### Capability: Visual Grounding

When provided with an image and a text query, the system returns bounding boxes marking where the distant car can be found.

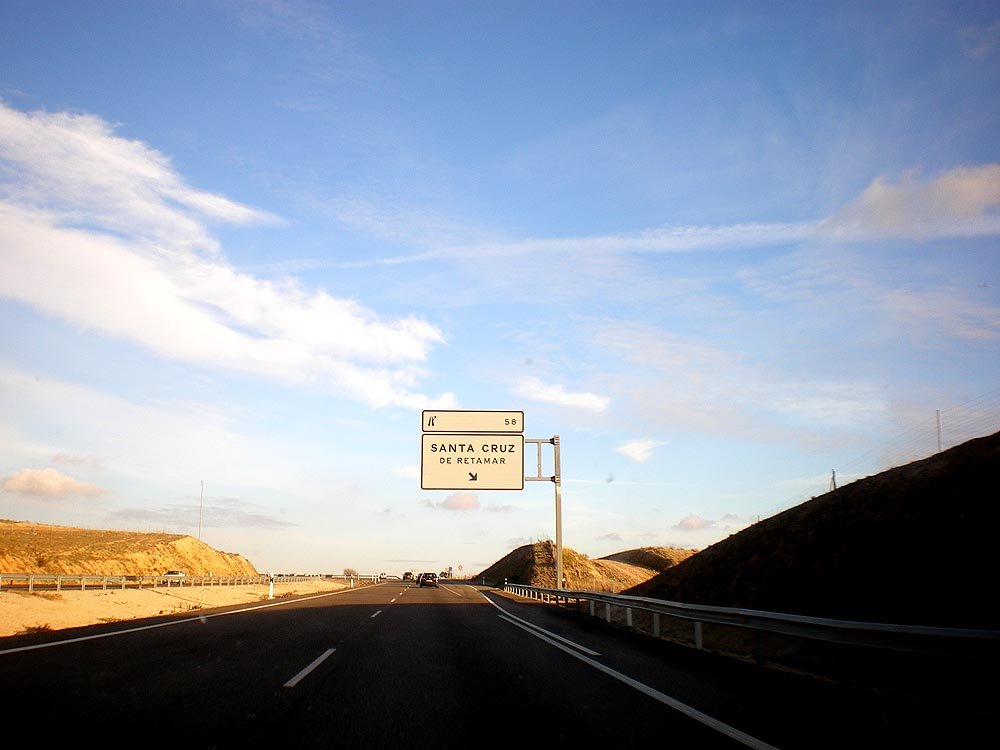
[418,572,438,588]
[162,570,185,586]
[403,571,414,581]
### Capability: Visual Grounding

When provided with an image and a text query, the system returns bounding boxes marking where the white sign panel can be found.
[422,410,523,434]
[421,434,525,490]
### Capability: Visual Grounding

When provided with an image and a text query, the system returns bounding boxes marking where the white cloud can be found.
[614,439,665,463]
[823,165,1000,240]
[0,103,452,409]
[2,467,105,498]
[426,492,480,511]
[674,514,714,532]
[0,105,276,250]
[515,376,610,413]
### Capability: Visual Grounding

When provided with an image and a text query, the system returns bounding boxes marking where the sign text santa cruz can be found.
[428,439,520,465]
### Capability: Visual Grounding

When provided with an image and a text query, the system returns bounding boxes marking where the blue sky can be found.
[2,1,998,576]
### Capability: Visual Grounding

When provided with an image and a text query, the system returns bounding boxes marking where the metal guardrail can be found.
[0,573,379,593]
[503,584,1000,657]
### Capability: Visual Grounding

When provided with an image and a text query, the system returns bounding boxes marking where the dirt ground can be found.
[0,578,361,639]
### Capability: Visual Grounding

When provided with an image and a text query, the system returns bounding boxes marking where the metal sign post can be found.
[526,436,562,590]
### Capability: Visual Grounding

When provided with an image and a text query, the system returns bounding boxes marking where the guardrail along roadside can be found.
[503,583,1000,699]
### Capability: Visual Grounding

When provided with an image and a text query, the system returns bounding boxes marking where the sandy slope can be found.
[0,578,362,639]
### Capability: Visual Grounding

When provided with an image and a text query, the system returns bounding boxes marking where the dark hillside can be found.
[626,430,1000,628]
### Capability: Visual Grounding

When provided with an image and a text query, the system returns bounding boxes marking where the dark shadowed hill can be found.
[626,430,1000,628]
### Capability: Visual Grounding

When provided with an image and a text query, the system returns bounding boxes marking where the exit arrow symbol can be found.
[469,473,478,481]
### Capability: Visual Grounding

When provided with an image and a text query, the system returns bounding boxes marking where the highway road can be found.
[0,580,984,749]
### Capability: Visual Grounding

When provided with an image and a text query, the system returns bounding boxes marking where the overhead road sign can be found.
[421,434,525,490]
[422,410,523,434]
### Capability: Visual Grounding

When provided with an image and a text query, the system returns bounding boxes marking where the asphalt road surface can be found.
[0,581,985,749]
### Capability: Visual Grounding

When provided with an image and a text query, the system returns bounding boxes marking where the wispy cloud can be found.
[110,496,293,530]
[483,167,1000,255]
[960,20,1000,60]
[336,220,817,268]
[229,0,387,94]
[0,103,453,409]
[592,322,889,439]
[449,222,817,259]
[2,467,106,498]
[425,491,480,511]
[614,439,665,463]
[51,453,106,470]
[331,195,491,251]
[515,376,610,413]
[335,164,1000,269]
[740,239,1000,345]
[879,286,1000,342]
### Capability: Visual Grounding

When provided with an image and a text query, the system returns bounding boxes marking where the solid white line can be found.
[484,593,780,750]
[496,614,603,657]
[476,591,601,656]
[284,648,336,688]
[371,610,382,618]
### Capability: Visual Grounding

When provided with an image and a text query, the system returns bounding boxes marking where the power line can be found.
[761,386,1000,520]
[836,386,1000,483]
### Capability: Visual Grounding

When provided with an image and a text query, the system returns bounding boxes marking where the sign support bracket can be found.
[525,436,563,590]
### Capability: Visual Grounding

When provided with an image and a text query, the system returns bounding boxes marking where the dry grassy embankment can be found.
[474,541,694,592]
[0,521,258,577]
